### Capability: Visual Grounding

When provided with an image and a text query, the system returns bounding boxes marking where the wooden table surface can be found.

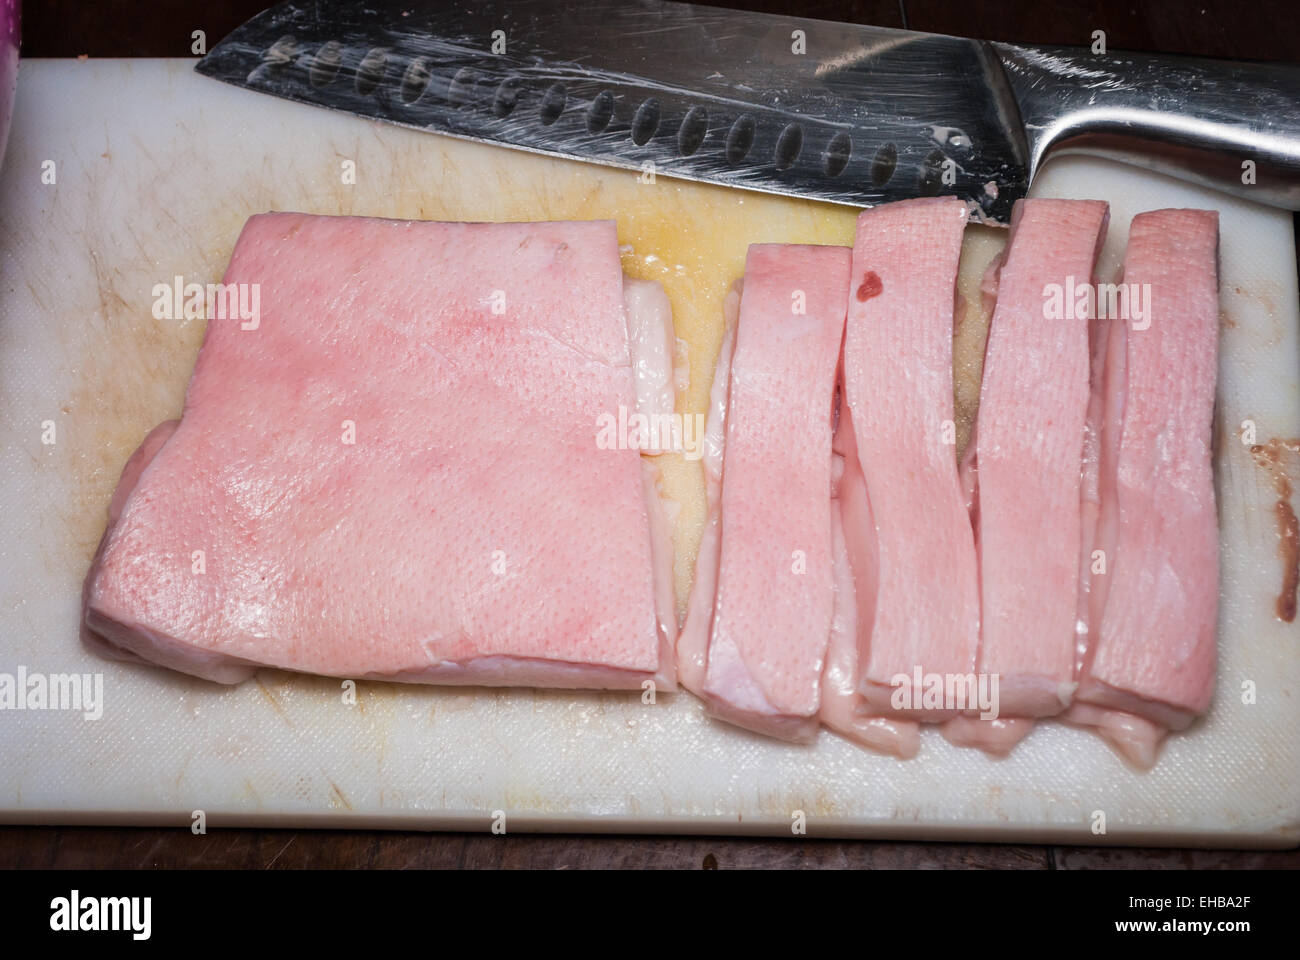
[5,827,1300,869]
[5,0,1298,868]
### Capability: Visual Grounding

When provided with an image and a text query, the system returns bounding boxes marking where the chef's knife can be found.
[196,0,1300,223]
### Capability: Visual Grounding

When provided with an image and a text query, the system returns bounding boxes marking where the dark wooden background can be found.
[21,0,1300,61]
[7,0,1299,869]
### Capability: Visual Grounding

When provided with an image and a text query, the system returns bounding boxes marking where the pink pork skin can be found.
[1068,208,1220,767]
[844,197,980,722]
[700,244,849,741]
[83,213,674,690]
[966,198,1109,729]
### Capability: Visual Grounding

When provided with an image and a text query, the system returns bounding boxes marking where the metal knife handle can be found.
[993,43,1300,209]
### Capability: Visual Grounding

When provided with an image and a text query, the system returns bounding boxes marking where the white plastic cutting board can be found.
[1,59,1297,846]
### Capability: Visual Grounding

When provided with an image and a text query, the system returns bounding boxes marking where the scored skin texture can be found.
[701,244,849,741]
[845,197,980,722]
[84,213,673,690]
[1068,209,1220,768]
[79,419,216,671]
[964,198,1110,733]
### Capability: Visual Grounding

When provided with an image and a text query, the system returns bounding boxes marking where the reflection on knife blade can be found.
[197,0,1031,222]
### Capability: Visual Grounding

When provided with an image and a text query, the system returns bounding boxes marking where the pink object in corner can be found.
[0,0,19,170]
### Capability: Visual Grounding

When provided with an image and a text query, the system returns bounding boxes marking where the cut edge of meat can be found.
[1061,701,1167,770]
[641,456,680,693]
[82,418,260,684]
[84,609,261,685]
[627,271,681,691]
[703,675,822,742]
[819,394,922,756]
[677,279,741,696]
[1068,679,1201,731]
[1073,204,1118,684]
[1079,292,1128,683]
[624,276,678,455]
[820,492,921,758]
[362,656,669,690]
[941,715,1036,756]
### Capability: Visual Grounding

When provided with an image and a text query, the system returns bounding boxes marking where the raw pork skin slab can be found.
[83,213,674,690]
[699,244,849,741]
[967,198,1109,723]
[1069,208,1220,767]
[843,197,980,721]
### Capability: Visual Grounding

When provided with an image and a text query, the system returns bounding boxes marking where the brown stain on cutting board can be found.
[254,675,294,727]
[1277,499,1299,623]
[1225,278,1285,346]
[37,126,224,576]
[1248,437,1300,622]
[326,779,353,811]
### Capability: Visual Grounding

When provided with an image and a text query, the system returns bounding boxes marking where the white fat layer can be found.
[702,280,743,481]
[622,276,677,454]
[677,279,741,697]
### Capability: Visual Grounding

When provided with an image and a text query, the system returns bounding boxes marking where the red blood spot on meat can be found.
[856,271,883,302]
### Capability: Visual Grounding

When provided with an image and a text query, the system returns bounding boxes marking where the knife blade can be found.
[196,0,1300,223]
